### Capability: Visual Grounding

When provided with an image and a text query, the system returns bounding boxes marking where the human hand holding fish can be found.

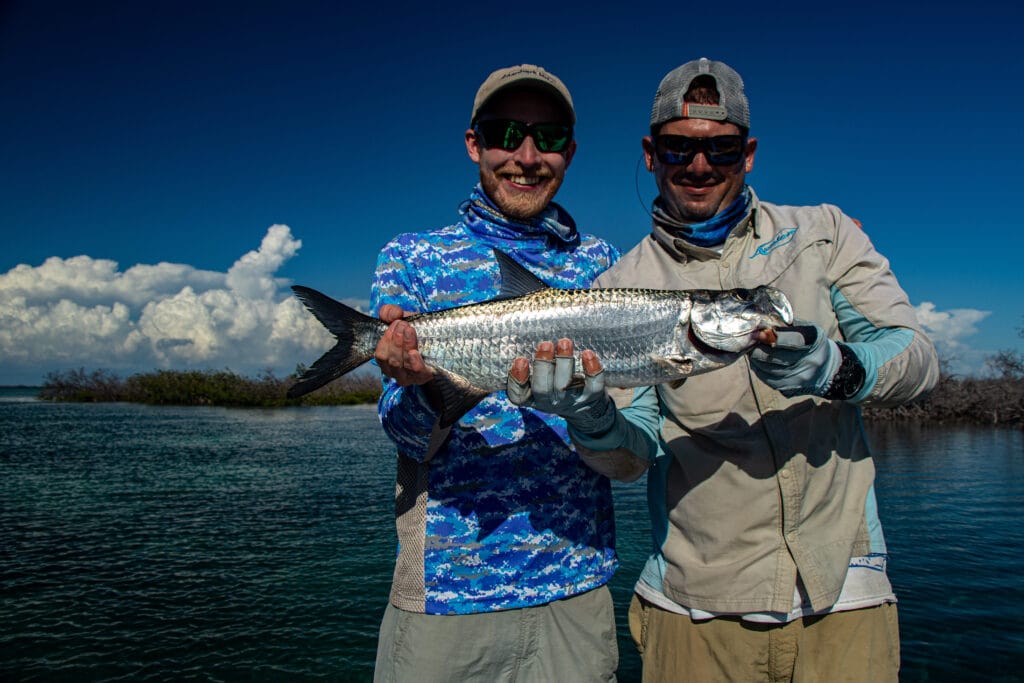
[506,338,617,437]
[374,305,433,387]
[749,322,865,399]
[287,249,795,429]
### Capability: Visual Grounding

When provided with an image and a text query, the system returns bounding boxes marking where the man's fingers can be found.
[582,368,606,400]
[510,340,607,409]
[509,357,530,384]
[374,320,433,385]
[405,349,427,375]
[506,357,532,405]
[553,355,573,392]
[552,338,574,393]
[532,357,556,394]
[773,326,818,349]
[386,321,411,367]
[578,350,606,401]
[374,308,427,382]
[400,323,419,351]
[580,349,603,376]
[374,322,402,367]
[378,304,406,324]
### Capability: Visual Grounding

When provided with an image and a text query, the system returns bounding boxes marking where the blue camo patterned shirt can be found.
[369,186,621,615]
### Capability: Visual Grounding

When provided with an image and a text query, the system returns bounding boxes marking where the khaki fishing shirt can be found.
[594,190,939,614]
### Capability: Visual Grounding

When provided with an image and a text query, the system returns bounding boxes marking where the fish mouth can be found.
[686,325,738,361]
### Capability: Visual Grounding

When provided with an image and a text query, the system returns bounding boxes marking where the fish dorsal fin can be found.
[493,250,550,300]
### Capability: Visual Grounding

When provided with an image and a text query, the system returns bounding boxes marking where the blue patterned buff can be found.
[369,184,621,614]
[652,185,752,247]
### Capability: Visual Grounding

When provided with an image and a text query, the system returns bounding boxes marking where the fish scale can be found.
[288,250,793,428]
[407,288,691,391]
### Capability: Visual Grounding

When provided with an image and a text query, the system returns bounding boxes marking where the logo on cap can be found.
[681,103,728,121]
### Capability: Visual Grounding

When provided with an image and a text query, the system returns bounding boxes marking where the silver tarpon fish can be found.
[289,251,793,426]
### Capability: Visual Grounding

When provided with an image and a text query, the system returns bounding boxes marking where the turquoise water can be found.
[1,389,1022,681]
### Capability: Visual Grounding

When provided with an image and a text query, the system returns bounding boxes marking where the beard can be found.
[659,165,746,224]
[478,167,562,220]
[671,199,718,223]
[660,182,742,224]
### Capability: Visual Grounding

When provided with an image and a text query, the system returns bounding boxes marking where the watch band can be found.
[822,342,866,401]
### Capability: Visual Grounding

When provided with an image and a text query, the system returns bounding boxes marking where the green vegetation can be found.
[861,375,1022,427]
[33,346,1024,427]
[38,367,381,407]
[861,347,1024,428]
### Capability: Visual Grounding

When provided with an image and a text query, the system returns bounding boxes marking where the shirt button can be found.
[779,469,790,479]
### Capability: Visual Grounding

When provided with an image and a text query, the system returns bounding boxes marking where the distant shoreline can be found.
[30,368,380,408]
[12,367,1022,428]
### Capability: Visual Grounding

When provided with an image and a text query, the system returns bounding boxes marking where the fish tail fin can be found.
[288,286,382,398]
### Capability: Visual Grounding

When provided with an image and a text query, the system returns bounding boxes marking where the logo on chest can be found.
[749,228,797,259]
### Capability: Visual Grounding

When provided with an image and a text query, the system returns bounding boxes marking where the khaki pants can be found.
[628,594,899,682]
[374,585,618,683]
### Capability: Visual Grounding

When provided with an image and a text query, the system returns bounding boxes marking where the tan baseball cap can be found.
[470,64,576,125]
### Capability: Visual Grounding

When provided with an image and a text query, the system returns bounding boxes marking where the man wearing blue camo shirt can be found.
[369,65,623,682]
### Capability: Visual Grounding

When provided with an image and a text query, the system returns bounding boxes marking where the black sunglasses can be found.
[653,134,747,166]
[473,119,574,153]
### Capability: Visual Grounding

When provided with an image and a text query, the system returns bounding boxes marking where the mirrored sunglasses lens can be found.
[477,120,524,150]
[656,136,695,165]
[497,121,525,150]
[707,136,744,164]
[532,124,571,152]
[505,123,529,150]
[660,150,690,164]
[656,135,744,165]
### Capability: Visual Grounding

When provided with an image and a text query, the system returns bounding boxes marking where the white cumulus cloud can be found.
[0,236,998,385]
[0,225,341,384]
[914,301,992,376]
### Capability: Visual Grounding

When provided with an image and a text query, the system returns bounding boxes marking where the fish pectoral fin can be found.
[423,421,452,463]
[652,354,694,377]
[431,367,491,430]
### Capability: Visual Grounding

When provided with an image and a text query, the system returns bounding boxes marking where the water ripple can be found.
[2,396,1022,681]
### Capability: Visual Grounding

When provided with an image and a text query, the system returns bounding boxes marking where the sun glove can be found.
[506,353,617,437]
[749,323,845,398]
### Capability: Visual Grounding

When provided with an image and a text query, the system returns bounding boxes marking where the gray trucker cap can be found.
[650,57,750,131]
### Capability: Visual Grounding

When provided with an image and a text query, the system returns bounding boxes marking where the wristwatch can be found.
[822,343,866,401]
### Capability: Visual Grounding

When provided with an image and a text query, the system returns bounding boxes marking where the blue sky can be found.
[1,0,1021,384]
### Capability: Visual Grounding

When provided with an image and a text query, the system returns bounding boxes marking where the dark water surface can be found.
[2,389,1022,681]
